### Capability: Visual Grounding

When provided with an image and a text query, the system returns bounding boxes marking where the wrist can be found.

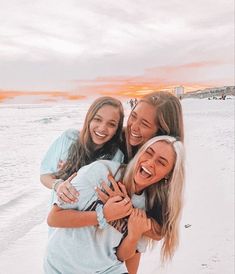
[52,179,64,192]
[95,203,108,229]
[126,232,141,243]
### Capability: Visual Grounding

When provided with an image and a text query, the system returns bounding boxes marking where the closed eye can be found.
[130,112,137,119]
[141,121,151,128]
[145,148,153,156]
[159,160,167,166]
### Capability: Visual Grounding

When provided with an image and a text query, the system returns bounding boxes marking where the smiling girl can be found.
[44,135,185,274]
[40,97,125,203]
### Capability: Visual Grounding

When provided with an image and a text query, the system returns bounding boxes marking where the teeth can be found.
[95,131,106,137]
[141,166,152,175]
[131,132,141,138]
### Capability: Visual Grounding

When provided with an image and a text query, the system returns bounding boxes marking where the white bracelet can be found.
[52,179,64,191]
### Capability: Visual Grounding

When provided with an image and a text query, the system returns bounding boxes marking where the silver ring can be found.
[59,192,64,197]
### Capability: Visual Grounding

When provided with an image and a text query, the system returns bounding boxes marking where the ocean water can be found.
[0,97,234,274]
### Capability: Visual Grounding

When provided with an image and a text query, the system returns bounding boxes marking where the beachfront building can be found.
[174,86,184,97]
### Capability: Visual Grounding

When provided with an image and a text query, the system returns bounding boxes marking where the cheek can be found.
[89,122,96,135]
[142,129,155,141]
[108,127,117,137]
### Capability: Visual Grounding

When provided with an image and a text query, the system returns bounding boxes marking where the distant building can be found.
[174,86,184,96]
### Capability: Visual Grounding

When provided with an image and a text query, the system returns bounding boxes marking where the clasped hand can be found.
[96,175,133,221]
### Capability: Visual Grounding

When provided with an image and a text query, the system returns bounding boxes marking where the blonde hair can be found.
[125,91,184,160]
[123,135,185,262]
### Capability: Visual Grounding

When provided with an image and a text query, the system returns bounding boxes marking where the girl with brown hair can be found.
[40,96,125,204]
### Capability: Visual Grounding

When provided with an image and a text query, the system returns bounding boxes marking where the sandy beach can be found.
[0,97,234,274]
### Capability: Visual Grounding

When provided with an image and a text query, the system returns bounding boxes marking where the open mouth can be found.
[139,165,152,178]
[130,131,141,139]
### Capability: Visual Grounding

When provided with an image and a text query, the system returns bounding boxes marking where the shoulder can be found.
[62,128,79,142]
[112,148,124,163]
[89,160,121,173]
[82,160,122,179]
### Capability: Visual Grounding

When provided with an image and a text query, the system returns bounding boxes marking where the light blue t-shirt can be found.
[40,129,124,175]
[44,160,148,274]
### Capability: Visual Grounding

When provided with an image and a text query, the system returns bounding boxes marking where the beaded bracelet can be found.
[52,179,64,191]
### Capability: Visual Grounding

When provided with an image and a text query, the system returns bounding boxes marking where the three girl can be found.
[41,92,185,273]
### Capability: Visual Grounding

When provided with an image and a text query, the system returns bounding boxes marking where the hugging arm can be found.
[40,173,79,203]
[47,196,133,228]
[97,176,163,240]
[116,209,151,262]
[144,218,162,240]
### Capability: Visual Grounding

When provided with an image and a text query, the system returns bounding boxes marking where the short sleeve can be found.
[111,149,124,163]
[40,129,78,175]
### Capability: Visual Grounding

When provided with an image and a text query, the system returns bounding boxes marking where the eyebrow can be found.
[147,147,154,153]
[95,114,118,123]
[150,147,169,164]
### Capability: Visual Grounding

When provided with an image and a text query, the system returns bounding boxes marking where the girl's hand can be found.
[95,175,128,204]
[56,173,79,203]
[103,196,133,222]
[127,209,151,241]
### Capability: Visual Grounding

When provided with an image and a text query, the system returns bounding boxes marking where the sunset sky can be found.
[0,0,234,97]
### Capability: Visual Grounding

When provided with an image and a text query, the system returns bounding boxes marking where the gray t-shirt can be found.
[44,160,147,274]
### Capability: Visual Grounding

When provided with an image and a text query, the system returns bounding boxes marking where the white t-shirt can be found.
[44,160,148,274]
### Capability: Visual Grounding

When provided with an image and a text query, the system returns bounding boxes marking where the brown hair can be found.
[56,97,124,180]
[125,91,184,160]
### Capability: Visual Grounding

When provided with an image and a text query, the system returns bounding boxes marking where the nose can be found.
[98,122,107,133]
[131,120,140,132]
[145,157,155,168]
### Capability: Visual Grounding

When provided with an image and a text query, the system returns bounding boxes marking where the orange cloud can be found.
[0,90,86,102]
[0,60,225,101]
[68,60,225,97]
[71,73,216,98]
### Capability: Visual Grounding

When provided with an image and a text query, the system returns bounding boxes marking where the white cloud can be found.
[0,0,233,90]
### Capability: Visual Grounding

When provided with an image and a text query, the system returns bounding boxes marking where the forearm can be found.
[47,205,98,228]
[125,253,141,274]
[144,218,162,241]
[116,235,139,261]
[40,174,57,189]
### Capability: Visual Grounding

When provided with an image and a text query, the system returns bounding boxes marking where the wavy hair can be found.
[56,97,124,180]
[125,91,184,160]
[123,135,185,262]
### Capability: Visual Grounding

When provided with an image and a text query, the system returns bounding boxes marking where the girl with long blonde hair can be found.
[44,135,185,273]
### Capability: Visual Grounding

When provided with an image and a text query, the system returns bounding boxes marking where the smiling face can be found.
[133,141,175,193]
[89,105,120,149]
[127,101,158,147]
